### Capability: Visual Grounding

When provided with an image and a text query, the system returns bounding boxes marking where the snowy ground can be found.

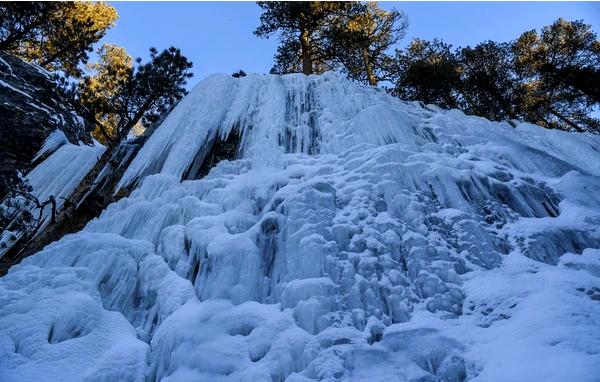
[1,73,600,381]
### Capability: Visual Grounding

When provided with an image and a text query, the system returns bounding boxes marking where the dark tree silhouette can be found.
[513,18,600,132]
[392,38,462,109]
[458,41,519,123]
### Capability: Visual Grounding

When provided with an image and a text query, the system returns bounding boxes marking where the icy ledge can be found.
[1,72,600,382]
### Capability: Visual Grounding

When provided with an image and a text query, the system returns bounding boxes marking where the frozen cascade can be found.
[1,72,600,381]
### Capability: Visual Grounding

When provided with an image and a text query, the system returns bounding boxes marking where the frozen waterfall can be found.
[1,72,600,382]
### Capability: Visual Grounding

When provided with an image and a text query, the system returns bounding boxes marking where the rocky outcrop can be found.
[0,52,91,198]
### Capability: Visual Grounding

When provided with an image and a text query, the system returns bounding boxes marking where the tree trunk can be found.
[533,109,554,130]
[547,106,584,132]
[300,29,312,75]
[362,49,377,87]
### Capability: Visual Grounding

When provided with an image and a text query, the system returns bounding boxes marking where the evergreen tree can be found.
[268,37,336,74]
[513,19,600,132]
[392,38,462,108]
[255,1,353,75]
[0,2,117,77]
[458,41,519,122]
[330,2,407,86]
[0,3,59,51]
[71,46,193,146]
[80,43,133,144]
[389,19,599,132]
[268,38,303,74]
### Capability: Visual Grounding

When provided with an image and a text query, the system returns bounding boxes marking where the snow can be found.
[2,72,600,381]
[0,138,105,258]
[0,77,52,114]
[0,78,35,100]
[31,130,69,163]
[0,56,14,75]
[26,140,105,215]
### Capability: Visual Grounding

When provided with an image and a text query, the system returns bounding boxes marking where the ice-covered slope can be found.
[2,72,600,382]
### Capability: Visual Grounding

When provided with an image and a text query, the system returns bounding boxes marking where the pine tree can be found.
[80,44,133,144]
[255,1,353,75]
[0,2,117,77]
[330,2,407,86]
[386,18,599,132]
[392,38,462,109]
[70,46,192,146]
[0,3,59,51]
[513,19,600,132]
[458,41,519,122]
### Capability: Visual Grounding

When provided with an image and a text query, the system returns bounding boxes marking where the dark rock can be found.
[183,129,241,180]
[0,52,90,198]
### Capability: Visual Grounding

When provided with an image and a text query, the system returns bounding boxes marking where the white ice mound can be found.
[2,72,600,381]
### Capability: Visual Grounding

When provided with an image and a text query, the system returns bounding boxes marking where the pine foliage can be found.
[0,2,117,77]
[330,3,407,86]
[392,19,600,133]
[69,46,193,145]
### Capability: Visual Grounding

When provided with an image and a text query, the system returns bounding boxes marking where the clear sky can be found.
[101,1,600,87]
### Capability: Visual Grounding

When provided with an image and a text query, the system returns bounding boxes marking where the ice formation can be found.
[1,72,600,382]
[0,135,104,256]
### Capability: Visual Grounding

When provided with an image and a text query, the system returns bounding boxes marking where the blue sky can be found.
[101,1,600,87]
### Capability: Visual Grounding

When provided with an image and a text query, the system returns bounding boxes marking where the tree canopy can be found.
[256,1,406,84]
[392,38,462,109]
[458,41,519,122]
[330,3,407,86]
[80,43,134,144]
[390,18,600,133]
[512,18,600,131]
[71,46,193,145]
[0,2,117,77]
[255,1,354,75]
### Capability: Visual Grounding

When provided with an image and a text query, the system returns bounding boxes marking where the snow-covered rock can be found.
[0,52,91,198]
[1,72,600,381]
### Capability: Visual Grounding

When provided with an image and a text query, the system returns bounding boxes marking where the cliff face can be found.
[0,52,90,197]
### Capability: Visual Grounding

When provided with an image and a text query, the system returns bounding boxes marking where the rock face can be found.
[0,52,89,197]
[1,73,600,381]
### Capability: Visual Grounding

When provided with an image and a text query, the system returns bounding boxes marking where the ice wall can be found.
[1,72,600,382]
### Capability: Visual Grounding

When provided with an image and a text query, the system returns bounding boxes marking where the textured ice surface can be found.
[26,139,105,214]
[2,73,600,381]
[0,137,104,258]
